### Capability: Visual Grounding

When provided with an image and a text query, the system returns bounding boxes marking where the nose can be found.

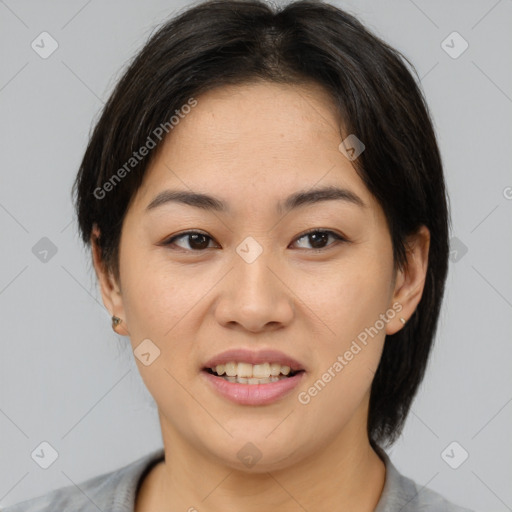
[214,248,294,334]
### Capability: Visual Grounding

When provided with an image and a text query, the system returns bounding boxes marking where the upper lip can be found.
[202,348,305,372]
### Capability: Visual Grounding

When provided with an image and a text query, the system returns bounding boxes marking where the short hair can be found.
[72,0,450,448]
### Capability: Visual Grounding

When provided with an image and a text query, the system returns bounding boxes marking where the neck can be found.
[137,412,386,512]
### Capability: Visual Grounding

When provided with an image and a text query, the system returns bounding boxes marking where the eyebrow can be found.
[145,185,367,214]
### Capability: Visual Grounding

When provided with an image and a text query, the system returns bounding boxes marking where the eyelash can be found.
[161,229,348,253]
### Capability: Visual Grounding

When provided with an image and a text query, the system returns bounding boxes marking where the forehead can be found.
[164,81,343,155]
[131,81,379,218]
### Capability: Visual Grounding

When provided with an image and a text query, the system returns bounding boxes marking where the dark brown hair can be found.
[72,0,450,447]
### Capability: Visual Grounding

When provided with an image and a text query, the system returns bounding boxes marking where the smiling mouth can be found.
[204,361,303,384]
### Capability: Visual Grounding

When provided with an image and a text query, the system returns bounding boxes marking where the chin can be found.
[220,448,305,474]
[196,430,311,474]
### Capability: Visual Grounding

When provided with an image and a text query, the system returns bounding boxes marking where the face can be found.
[94,81,429,473]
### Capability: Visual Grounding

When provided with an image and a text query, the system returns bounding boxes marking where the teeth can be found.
[270,363,281,376]
[253,363,270,378]
[213,361,296,380]
[225,362,237,377]
[228,376,281,384]
[237,362,253,378]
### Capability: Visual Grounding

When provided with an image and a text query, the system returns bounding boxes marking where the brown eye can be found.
[292,230,347,251]
[163,231,217,251]
[162,229,347,253]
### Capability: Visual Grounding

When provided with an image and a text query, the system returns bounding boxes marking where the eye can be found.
[162,231,218,251]
[291,229,347,251]
[161,229,348,253]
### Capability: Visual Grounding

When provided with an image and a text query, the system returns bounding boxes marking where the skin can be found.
[91,81,430,512]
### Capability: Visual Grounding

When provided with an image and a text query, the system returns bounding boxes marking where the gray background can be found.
[1,0,511,510]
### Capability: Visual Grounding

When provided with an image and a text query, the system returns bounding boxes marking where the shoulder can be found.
[375,448,476,512]
[1,448,165,512]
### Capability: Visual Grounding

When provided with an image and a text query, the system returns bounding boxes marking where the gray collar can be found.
[3,446,474,511]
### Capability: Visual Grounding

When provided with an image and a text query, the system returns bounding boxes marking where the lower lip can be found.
[201,371,305,405]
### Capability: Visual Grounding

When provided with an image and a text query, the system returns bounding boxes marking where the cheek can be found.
[295,291,388,441]
[292,254,394,346]
[120,263,201,421]
[120,251,195,340]
[294,249,393,403]
[119,255,210,386]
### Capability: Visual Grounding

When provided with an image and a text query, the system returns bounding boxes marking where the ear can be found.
[91,224,130,336]
[385,225,430,336]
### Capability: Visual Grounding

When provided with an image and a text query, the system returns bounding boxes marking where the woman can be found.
[4,0,476,510]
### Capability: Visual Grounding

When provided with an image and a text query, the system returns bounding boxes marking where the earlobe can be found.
[111,315,130,336]
[385,298,407,336]
[91,224,130,337]
[385,225,430,336]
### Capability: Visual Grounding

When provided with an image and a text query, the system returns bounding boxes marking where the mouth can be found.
[201,349,306,405]
[203,362,303,384]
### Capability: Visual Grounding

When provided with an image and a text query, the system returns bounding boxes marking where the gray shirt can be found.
[2,448,475,511]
